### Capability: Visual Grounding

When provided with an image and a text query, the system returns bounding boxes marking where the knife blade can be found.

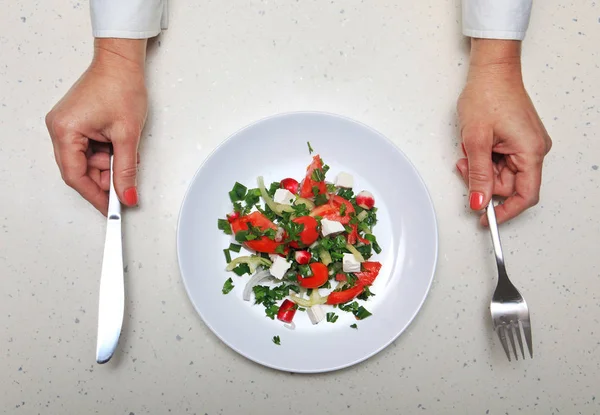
[96,154,124,364]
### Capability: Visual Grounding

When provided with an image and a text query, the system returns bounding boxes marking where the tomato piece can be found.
[230,211,277,233]
[300,155,327,198]
[335,273,347,282]
[280,178,299,194]
[289,216,319,248]
[326,285,364,305]
[297,262,329,288]
[347,224,370,245]
[355,261,382,286]
[230,211,283,254]
[310,195,355,225]
[277,299,297,323]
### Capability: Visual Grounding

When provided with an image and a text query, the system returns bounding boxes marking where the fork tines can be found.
[495,320,533,361]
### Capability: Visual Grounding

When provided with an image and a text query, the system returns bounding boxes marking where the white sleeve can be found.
[462,0,532,41]
[90,0,169,39]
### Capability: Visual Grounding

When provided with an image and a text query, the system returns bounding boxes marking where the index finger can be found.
[485,161,542,225]
[56,139,109,215]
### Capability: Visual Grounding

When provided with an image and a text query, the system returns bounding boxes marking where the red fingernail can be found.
[461,143,467,156]
[469,192,484,210]
[123,187,138,206]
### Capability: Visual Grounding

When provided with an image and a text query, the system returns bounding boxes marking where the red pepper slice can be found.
[326,285,364,305]
[277,299,297,323]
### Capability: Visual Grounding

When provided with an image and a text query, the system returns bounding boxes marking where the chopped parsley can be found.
[337,188,354,200]
[217,218,232,235]
[355,306,372,320]
[253,284,295,319]
[307,141,314,154]
[357,286,376,300]
[228,182,247,202]
[273,335,281,345]
[350,323,358,329]
[223,249,232,263]
[232,263,251,276]
[222,278,235,294]
[326,312,339,323]
[314,193,328,206]
[311,168,326,182]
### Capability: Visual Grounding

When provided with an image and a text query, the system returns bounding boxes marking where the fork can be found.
[487,199,533,361]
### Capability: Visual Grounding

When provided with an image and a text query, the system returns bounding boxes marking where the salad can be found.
[217,143,383,331]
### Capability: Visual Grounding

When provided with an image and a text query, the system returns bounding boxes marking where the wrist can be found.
[469,39,523,80]
[92,38,147,75]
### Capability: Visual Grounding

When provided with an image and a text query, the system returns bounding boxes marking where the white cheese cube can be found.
[335,172,354,188]
[321,218,345,237]
[343,253,361,273]
[269,256,291,280]
[307,305,326,325]
[273,188,295,205]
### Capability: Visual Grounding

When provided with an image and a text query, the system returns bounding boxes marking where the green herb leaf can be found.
[275,245,285,255]
[229,182,248,202]
[298,307,306,312]
[218,219,232,235]
[222,278,235,294]
[350,323,358,329]
[326,312,339,323]
[357,286,376,301]
[232,263,251,276]
[314,193,328,206]
[337,188,354,200]
[223,249,232,263]
[354,306,372,320]
[311,168,325,182]
[265,304,279,320]
[273,335,281,345]
[307,142,314,154]
[268,182,280,198]
[340,203,347,216]
[244,188,261,207]
[234,230,249,243]
[229,243,242,253]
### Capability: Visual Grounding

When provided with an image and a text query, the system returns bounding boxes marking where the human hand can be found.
[46,38,148,215]
[456,39,552,225]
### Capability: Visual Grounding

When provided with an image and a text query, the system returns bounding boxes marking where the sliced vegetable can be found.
[257,176,294,216]
[289,216,319,248]
[297,262,329,288]
[280,178,299,194]
[222,278,235,294]
[295,250,311,265]
[355,261,382,286]
[310,195,355,225]
[231,211,284,253]
[319,249,332,266]
[277,299,297,323]
[326,285,364,305]
[226,255,272,274]
[356,190,375,210]
[300,156,327,198]
[242,270,272,301]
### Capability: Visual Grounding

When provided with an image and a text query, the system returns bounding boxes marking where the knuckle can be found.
[49,114,75,138]
[526,192,540,207]
[468,169,490,184]
[461,124,490,150]
[61,168,78,187]
[118,166,138,180]
[545,136,553,154]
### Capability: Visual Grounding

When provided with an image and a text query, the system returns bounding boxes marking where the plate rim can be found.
[176,110,439,373]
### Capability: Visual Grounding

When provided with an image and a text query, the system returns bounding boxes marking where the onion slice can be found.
[242,269,272,301]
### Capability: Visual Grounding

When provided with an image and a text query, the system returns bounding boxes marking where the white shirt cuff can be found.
[462,0,532,41]
[91,0,168,39]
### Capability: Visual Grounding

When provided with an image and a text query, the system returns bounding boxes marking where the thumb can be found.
[462,126,494,210]
[112,136,139,206]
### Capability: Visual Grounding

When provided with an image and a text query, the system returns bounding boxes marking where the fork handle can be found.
[486,199,508,276]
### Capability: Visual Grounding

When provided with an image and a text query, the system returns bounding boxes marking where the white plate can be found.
[177,112,438,373]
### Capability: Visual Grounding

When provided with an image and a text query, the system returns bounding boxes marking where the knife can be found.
[96,154,125,364]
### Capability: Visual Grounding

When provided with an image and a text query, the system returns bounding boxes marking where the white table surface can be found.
[1,1,599,414]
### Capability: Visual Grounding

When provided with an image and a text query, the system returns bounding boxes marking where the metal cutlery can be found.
[487,199,533,361]
[95,154,125,364]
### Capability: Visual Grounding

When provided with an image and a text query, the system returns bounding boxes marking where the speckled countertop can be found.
[1,1,599,414]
